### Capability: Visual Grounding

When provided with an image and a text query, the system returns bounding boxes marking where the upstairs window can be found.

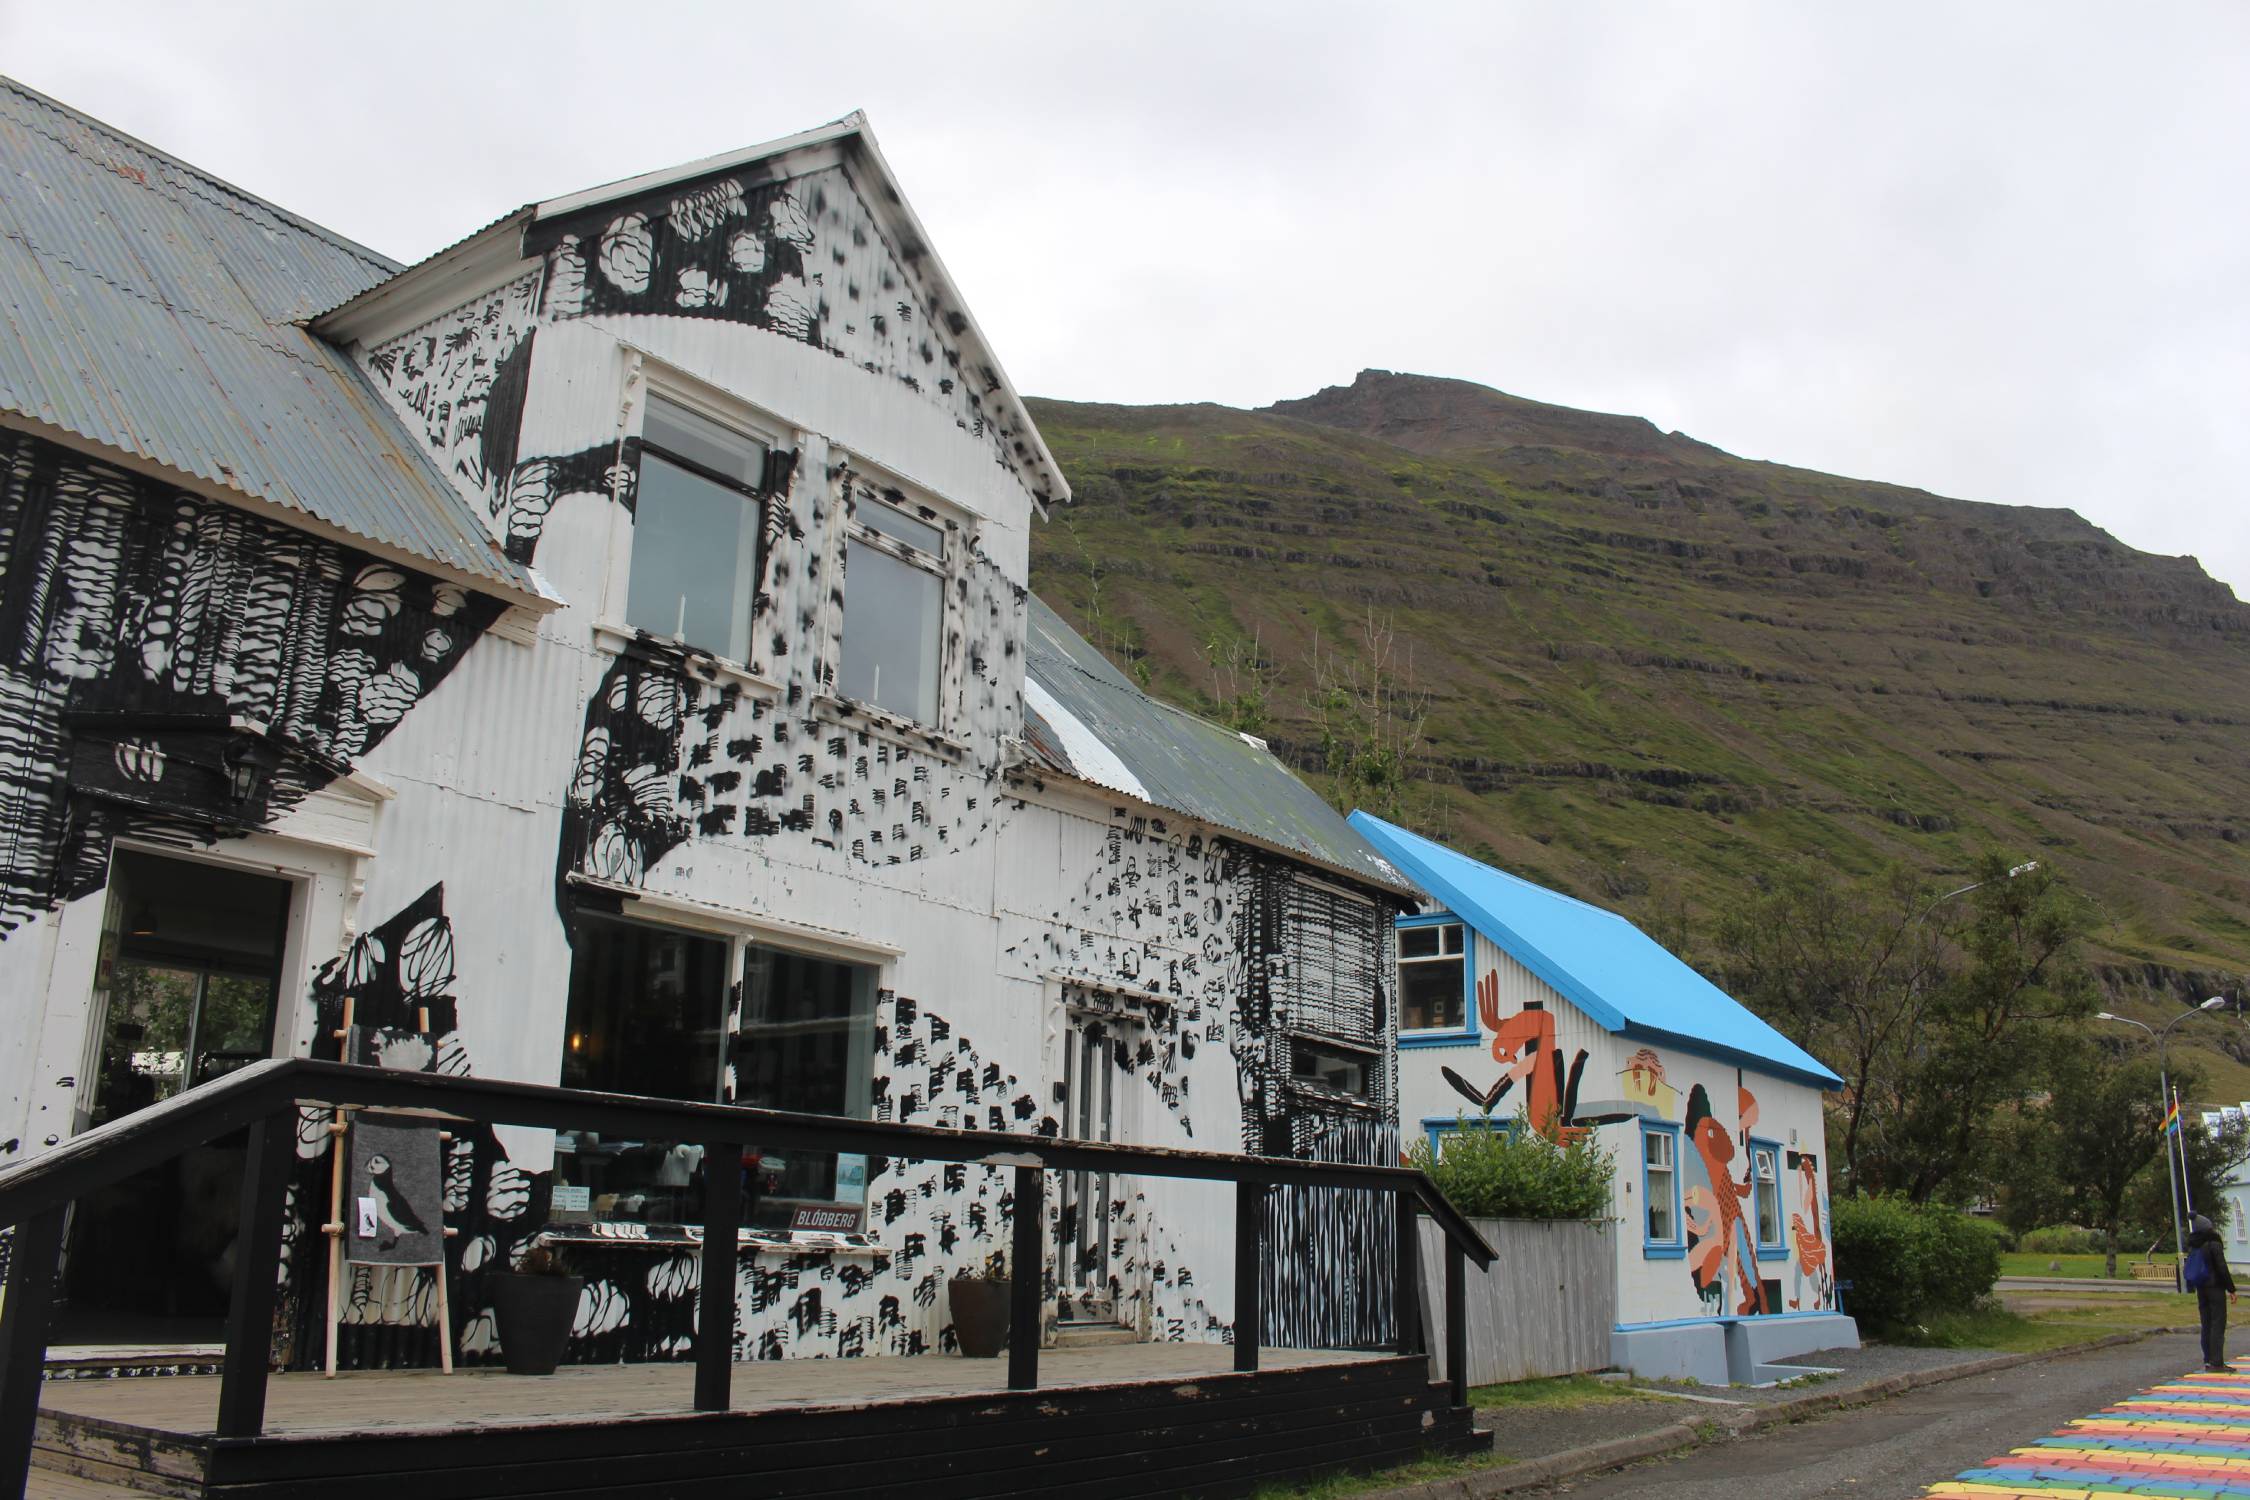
[1398,921,1468,1033]
[1291,1037,1376,1100]
[625,395,769,663]
[838,491,947,726]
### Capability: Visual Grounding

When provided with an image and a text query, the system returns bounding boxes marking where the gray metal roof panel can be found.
[0,79,533,596]
[1023,595,1410,893]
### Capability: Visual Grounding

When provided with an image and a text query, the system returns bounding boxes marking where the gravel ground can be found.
[1475,1341,2018,1457]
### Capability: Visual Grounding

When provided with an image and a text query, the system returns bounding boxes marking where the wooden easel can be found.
[323,999,456,1376]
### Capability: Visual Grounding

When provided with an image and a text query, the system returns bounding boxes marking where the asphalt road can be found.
[1518,1331,2204,1500]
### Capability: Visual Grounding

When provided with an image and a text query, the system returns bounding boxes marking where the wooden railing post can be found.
[216,1111,292,1439]
[695,1140,743,1412]
[1007,1164,1041,1391]
[0,1207,66,1496]
[1445,1237,1468,1408]
[1233,1178,1262,1372]
[1394,1188,1421,1357]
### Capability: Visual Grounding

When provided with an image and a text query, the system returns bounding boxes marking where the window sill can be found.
[811,693,971,764]
[1756,1246,1789,1262]
[591,622,783,701]
[1642,1242,1688,1260]
[1400,1028,1481,1050]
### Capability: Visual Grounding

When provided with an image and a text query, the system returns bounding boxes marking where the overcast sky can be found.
[7,2,2245,597]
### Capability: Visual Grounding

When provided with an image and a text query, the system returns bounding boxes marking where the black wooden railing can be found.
[0,1059,1494,1495]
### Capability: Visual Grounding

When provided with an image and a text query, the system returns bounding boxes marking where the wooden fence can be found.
[1415,1218,1614,1387]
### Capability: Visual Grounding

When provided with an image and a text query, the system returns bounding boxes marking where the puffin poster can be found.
[347,1117,445,1265]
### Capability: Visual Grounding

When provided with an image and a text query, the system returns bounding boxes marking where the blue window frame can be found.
[1750,1137,1786,1258]
[1420,1114,1520,1159]
[1396,913,1477,1048]
[1641,1122,1685,1258]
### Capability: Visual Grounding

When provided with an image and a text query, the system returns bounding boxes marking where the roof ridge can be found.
[0,75,401,277]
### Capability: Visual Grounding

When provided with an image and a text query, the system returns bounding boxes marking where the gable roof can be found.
[0,77,543,602]
[318,111,1072,514]
[1349,812,1843,1089]
[1021,596,1412,895]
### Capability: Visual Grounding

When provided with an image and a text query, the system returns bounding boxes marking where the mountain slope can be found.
[1023,371,2250,1092]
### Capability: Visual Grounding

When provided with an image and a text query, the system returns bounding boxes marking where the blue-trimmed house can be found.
[1352,814,1859,1384]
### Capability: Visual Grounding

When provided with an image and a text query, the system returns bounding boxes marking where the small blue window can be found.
[1422,1114,1519,1159]
[1642,1123,1684,1257]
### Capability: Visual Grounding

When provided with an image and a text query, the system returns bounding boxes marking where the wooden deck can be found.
[34,1345,1486,1498]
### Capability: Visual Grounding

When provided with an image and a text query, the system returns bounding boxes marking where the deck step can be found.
[44,1345,224,1380]
[1052,1324,1142,1347]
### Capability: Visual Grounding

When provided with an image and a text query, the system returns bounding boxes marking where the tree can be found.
[1994,1036,2171,1278]
[1713,855,2095,1203]
[1305,608,1431,825]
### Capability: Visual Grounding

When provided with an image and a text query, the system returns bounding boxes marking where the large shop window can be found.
[1397,920,1468,1034]
[837,493,946,726]
[552,916,877,1232]
[732,945,877,1228]
[624,395,769,663]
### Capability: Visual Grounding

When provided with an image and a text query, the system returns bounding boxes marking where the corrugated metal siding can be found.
[1416,1218,1615,1383]
[1022,596,1408,892]
[0,79,534,596]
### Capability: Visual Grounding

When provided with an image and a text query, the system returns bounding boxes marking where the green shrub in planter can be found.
[1406,1120,1615,1221]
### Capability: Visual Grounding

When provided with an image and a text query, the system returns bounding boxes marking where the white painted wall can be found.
[1397,919,1838,1332]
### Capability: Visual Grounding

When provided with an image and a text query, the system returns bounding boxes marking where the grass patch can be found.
[1245,1449,1515,1500]
[1883,1292,2192,1351]
[2000,1251,2176,1281]
[1465,1373,1661,1409]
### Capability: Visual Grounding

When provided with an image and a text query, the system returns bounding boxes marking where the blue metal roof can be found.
[0,78,537,599]
[1022,596,1412,894]
[1349,812,1844,1089]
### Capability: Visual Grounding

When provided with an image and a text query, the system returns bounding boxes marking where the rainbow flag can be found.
[2162,1098,2183,1136]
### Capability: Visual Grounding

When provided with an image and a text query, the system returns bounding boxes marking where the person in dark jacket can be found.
[2187,1213,2238,1371]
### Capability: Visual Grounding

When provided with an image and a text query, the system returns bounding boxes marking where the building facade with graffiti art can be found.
[0,82,1422,1368]
[1353,814,1857,1385]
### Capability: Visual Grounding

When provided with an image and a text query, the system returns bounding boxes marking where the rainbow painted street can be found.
[1928,1359,2250,1498]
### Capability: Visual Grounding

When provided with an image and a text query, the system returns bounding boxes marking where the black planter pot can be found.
[490,1273,584,1375]
[948,1277,1012,1358]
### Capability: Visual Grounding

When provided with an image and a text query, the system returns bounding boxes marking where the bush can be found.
[1407,1121,1616,1221]
[1962,1216,2015,1254]
[1919,1207,2003,1312]
[2018,1225,2105,1256]
[1832,1196,2002,1333]
[1832,1195,1925,1331]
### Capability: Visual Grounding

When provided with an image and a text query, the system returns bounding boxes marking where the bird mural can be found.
[365,1151,432,1252]
[1789,1150,1832,1310]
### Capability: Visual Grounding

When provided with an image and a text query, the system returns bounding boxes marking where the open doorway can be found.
[56,849,292,1346]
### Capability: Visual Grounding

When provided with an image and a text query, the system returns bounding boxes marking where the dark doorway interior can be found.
[57,849,291,1345]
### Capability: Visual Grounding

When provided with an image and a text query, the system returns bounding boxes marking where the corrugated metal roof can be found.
[0,78,537,598]
[1022,595,1410,893]
[1349,813,1845,1089]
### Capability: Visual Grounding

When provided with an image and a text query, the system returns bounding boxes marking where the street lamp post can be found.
[2096,997,2229,1288]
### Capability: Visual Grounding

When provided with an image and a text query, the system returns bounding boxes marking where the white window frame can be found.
[1397,916,1473,1044]
[830,461,966,738]
[598,369,791,693]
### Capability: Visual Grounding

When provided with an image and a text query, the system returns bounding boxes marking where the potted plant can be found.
[489,1243,584,1375]
[948,1251,1012,1358]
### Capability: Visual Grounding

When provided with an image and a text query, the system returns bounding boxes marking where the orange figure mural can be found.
[1440,973,1639,1139]
[1684,1084,1768,1315]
